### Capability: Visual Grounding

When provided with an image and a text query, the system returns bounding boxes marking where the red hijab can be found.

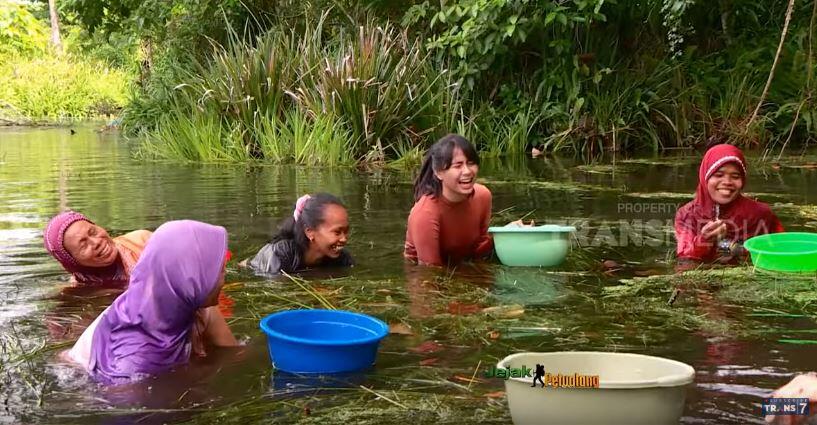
[676,144,783,261]
[692,144,747,219]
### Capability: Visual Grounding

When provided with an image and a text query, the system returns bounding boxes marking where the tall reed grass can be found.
[139,16,456,165]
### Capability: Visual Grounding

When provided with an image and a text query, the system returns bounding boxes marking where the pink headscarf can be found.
[43,211,125,284]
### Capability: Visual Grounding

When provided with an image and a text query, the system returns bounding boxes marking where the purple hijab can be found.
[43,211,126,284]
[88,220,227,385]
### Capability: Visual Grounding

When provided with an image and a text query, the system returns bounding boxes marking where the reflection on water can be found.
[492,269,569,306]
[2,125,817,423]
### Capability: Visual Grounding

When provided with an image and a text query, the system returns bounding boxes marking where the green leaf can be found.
[574,97,585,112]
[557,13,568,26]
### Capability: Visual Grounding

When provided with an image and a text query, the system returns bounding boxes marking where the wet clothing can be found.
[111,230,152,280]
[674,144,784,263]
[248,239,354,275]
[68,306,216,372]
[83,220,228,385]
[404,183,493,266]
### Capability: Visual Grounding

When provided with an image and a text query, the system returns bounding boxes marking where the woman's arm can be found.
[675,207,717,262]
[248,243,283,275]
[768,211,785,233]
[675,227,712,262]
[203,306,238,347]
[473,189,494,258]
[409,210,444,267]
[766,373,817,425]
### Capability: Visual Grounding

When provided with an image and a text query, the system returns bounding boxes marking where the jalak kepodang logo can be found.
[483,363,600,389]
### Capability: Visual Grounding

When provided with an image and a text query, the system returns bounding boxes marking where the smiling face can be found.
[63,220,118,267]
[305,204,350,259]
[435,147,479,203]
[706,163,744,205]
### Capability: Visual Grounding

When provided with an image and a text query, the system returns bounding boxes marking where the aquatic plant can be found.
[137,17,453,165]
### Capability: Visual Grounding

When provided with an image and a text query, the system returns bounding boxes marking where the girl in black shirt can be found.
[249,193,354,275]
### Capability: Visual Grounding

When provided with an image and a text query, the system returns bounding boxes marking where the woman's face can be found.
[63,220,118,267]
[707,163,744,205]
[435,147,478,202]
[305,204,349,259]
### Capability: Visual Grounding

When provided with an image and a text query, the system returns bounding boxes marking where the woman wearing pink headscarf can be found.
[65,220,238,384]
[43,211,152,286]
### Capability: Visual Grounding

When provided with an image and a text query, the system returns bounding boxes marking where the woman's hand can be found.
[765,373,817,425]
[701,219,727,242]
[507,219,535,227]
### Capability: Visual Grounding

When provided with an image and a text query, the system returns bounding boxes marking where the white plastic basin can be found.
[498,351,695,425]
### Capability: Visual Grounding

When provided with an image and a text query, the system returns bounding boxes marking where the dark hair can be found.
[271,193,346,256]
[413,134,480,202]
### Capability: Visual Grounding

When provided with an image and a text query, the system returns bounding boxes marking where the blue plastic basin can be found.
[259,309,389,374]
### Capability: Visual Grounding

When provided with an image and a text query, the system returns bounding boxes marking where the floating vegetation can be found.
[619,158,699,167]
[574,164,634,175]
[772,203,817,225]
[622,192,692,200]
[480,179,624,194]
[603,267,817,338]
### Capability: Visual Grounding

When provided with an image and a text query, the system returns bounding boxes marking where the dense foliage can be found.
[5,0,817,160]
[0,0,131,121]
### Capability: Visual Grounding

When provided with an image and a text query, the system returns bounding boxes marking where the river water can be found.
[2,125,817,424]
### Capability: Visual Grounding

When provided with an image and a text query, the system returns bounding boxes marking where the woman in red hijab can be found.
[674,144,784,266]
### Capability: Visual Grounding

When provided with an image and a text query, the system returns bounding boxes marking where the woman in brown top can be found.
[404,134,493,266]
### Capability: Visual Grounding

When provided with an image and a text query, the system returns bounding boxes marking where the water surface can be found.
[2,125,817,424]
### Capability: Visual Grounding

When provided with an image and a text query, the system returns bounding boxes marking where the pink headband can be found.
[293,195,311,222]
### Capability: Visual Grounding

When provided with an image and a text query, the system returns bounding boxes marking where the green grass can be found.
[0,55,131,120]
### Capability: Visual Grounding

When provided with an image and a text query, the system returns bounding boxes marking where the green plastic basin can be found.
[488,225,576,267]
[743,232,817,273]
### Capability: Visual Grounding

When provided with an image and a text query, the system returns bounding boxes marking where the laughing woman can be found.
[44,211,151,286]
[674,143,784,267]
[247,193,354,275]
[404,134,493,267]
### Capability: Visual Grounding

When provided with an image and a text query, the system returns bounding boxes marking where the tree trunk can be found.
[746,0,796,129]
[48,0,63,54]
